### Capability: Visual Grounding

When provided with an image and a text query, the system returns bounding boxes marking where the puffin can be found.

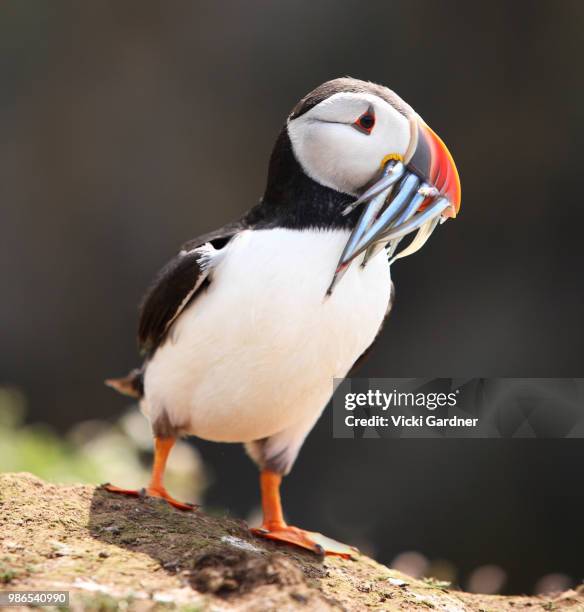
[105,77,461,557]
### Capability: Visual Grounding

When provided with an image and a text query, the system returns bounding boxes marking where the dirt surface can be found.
[0,473,582,611]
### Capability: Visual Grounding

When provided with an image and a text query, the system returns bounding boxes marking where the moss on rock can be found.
[0,473,582,611]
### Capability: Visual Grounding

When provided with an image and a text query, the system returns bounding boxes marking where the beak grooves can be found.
[409,122,461,218]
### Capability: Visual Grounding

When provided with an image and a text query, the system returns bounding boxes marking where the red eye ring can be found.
[354,110,375,134]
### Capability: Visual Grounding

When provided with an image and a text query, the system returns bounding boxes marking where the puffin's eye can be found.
[354,110,376,134]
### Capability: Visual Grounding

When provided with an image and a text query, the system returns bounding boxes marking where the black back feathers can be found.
[138,225,242,356]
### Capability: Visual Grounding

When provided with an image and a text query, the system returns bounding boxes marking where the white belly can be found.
[143,228,391,443]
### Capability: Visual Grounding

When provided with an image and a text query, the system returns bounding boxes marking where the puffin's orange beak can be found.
[327,114,462,295]
[407,118,461,218]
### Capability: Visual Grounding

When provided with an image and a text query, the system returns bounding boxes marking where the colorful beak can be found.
[326,115,461,295]
[408,119,461,218]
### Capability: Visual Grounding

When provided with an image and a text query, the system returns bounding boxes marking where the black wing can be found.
[138,223,244,356]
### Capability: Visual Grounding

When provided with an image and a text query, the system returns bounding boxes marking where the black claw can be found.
[314,543,325,557]
[138,488,147,498]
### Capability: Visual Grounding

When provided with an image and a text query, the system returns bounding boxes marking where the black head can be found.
[248,78,460,231]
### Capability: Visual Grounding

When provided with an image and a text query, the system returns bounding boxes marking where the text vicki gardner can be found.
[345,414,479,428]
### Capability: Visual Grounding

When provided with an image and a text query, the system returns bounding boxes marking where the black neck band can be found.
[245,128,361,231]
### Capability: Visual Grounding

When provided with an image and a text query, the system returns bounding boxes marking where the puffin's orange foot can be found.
[251,524,356,558]
[102,484,197,512]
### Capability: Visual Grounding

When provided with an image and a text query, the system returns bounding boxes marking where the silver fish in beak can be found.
[326,116,461,295]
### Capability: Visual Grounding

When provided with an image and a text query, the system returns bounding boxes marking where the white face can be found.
[287,92,412,196]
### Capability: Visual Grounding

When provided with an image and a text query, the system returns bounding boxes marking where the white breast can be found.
[143,228,391,443]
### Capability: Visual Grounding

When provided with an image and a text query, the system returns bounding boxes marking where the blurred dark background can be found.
[1,0,583,595]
